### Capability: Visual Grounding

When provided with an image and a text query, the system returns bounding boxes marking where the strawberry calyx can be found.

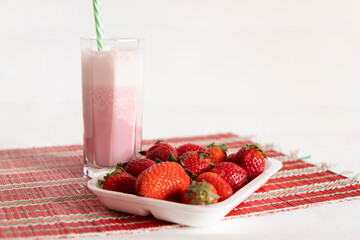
[179,151,195,161]
[138,140,164,156]
[247,175,252,183]
[184,180,219,205]
[198,151,216,168]
[165,151,197,179]
[243,144,267,159]
[97,166,126,188]
[198,151,212,160]
[185,169,197,181]
[116,162,128,168]
[97,179,104,187]
[139,150,147,156]
[178,151,197,168]
[179,151,215,178]
[207,142,228,152]
[167,150,178,162]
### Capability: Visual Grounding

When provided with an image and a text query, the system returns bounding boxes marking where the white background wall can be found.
[1,0,360,107]
[1,0,360,148]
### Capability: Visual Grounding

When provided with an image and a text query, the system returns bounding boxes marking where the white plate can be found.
[87,158,282,227]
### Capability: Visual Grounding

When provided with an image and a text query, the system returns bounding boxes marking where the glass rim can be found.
[81,37,144,41]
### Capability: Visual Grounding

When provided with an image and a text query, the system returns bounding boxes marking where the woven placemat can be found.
[0,133,359,238]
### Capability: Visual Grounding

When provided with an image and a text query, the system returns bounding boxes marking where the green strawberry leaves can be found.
[185,169,197,180]
[167,151,178,162]
[247,174,252,183]
[243,144,267,159]
[179,151,215,178]
[218,144,228,151]
[199,151,212,160]
[97,179,104,187]
[166,150,198,179]
[116,162,127,169]
[198,151,216,168]
[189,198,199,205]
[184,180,220,205]
[207,142,216,149]
[207,142,228,151]
[97,165,126,188]
[202,181,220,200]
[184,192,196,198]
[139,150,147,156]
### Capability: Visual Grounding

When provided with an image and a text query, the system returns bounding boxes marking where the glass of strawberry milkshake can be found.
[81,38,144,178]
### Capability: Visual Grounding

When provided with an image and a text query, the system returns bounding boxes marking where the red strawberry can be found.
[198,172,233,201]
[227,153,236,162]
[207,142,227,165]
[181,181,219,205]
[233,144,266,179]
[140,140,178,162]
[210,162,247,192]
[98,169,136,194]
[181,151,212,177]
[136,162,190,201]
[176,143,206,157]
[123,158,156,177]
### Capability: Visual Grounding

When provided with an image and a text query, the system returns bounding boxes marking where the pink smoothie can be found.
[82,48,142,167]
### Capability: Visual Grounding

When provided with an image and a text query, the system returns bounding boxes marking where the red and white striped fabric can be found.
[0,133,359,238]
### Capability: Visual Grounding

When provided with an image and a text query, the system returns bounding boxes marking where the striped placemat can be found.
[0,133,359,238]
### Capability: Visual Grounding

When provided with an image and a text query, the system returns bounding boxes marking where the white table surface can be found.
[1,103,360,239]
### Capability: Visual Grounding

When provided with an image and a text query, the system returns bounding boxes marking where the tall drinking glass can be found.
[81,38,144,178]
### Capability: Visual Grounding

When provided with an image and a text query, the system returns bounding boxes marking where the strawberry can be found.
[233,144,266,179]
[181,181,219,205]
[227,153,236,162]
[176,143,206,157]
[210,162,248,192]
[207,142,228,165]
[122,158,156,177]
[136,161,190,201]
[198,172,233,201]
[98,169,136,194]
[181,151,213,177]
[140,140,178,162]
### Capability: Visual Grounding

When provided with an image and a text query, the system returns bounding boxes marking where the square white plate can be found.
[87,158,282,227]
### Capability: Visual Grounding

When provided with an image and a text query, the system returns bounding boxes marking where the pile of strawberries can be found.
[98,141,267,205]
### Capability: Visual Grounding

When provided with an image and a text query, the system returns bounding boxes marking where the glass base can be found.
[83,154,115,178]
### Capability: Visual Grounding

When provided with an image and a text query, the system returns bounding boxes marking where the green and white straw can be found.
[92,0,105,50]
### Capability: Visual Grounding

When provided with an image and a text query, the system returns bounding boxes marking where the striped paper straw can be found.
[93,0,105,50]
